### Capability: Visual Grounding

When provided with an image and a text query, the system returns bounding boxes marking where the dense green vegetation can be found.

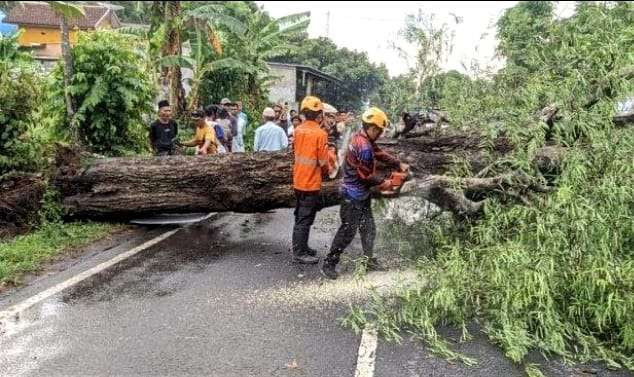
[1,3,633,374]
[348,2,634,375]
[0,221,122,286]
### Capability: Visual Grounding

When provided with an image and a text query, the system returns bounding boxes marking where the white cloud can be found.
[256,1,518,77]
[257,1,577,77]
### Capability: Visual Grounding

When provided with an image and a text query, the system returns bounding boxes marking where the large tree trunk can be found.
[54,135,523,220]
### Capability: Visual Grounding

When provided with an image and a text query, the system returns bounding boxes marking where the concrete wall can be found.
[267,64,297,109]
[18,26,80,46]
[17,20,112,59]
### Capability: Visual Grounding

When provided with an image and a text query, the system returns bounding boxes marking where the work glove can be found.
[378,179,394,193]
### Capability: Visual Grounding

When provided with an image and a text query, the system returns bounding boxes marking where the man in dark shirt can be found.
[321,107,409,280]
[149,100,178,156]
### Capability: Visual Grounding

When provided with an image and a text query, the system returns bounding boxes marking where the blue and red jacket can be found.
[341,130,401,201]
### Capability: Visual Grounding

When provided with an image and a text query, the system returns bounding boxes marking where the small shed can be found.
[266,62,342,110]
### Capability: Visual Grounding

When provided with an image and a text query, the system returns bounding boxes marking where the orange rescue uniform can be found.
[293,120,329,191]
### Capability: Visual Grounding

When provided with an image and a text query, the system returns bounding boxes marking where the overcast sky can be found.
[256,1,576,77]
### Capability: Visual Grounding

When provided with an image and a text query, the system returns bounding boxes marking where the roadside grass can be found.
[0,222,122,286]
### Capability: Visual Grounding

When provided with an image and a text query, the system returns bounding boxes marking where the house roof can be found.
[267,62,342,84]
[4,2,121,29]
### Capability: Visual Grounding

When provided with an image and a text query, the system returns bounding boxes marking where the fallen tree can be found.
[53,133,558,221]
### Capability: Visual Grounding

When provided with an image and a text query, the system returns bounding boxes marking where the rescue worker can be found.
[292,96,331,264]
[181,109,219,155]
[321,107,409,280]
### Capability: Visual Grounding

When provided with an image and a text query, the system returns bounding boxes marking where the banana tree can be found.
[148,2,246,115]
[217,3,310,108]
[160,24,245,111]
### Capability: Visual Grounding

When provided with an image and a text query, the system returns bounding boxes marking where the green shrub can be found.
[49,31,156,155]
[0,34,43,175]
[350,2,634,372]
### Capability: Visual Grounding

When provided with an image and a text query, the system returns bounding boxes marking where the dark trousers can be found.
[292,190,322,256]
[326,197,375,265]
[156,148,174,156]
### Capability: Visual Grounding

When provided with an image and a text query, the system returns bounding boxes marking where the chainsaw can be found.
[379,171,411,196]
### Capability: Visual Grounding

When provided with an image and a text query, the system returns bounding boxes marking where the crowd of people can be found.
[148,98,354,156]
[149,98,248,156]
[149,95,407,280]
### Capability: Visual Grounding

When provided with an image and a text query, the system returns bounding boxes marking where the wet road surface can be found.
[0,207,632,377]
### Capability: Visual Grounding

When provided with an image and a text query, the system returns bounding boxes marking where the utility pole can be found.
[325,11,330,38]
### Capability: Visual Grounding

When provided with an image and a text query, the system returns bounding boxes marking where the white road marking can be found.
[355,325,379,377]
[0,228,180,322]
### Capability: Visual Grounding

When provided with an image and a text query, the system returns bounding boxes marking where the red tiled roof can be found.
[4,2,121,29]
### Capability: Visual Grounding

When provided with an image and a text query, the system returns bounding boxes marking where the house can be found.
[4,1,121,61]
[266,62,342,110]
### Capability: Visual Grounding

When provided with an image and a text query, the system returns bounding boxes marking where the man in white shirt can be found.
[254,107,289,152]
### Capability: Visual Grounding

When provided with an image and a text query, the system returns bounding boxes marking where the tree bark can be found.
[54,135,526,220]
[0,173,46,239]
[60,18,77,143]
[164,1,186,117]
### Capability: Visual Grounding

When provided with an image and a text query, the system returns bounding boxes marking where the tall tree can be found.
[48,1,85,144]
[161,1,186,116]
[217,3,309,108]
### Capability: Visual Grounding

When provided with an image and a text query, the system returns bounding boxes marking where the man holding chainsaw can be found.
[321,107,409,280]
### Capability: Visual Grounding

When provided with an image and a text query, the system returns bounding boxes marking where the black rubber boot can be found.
[293,255,319,264]
[366,257,386,272]
[320,259,338,280]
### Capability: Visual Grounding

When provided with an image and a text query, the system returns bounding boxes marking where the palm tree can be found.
[159,1,186,117]
[48,1,85,143]
[146,2,244,113]
[218,4,310,107]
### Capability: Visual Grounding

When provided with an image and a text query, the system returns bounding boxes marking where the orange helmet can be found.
[300,96,324,112]
[362,107,390,129]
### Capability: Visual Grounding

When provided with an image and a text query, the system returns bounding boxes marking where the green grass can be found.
[0,222,121,286]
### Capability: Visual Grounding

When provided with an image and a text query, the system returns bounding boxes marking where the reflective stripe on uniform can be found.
[293,120,328,191]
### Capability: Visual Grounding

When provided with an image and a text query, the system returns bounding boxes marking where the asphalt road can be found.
[0,207,632,377]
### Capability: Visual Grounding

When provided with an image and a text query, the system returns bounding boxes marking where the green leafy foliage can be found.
[200,2,309,111]
[0,221,120,285]
[0,33,43,174]
[48,31,156,155]
[353,1,634,372]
